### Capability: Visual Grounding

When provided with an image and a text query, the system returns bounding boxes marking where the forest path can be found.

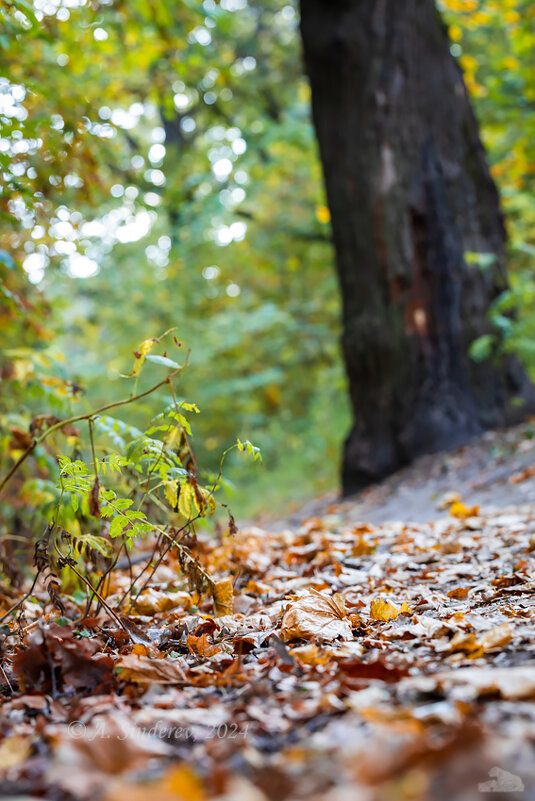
[276,421,535,528]
[4,423,535,800]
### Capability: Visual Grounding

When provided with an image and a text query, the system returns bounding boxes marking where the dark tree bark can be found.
[300,0,534,494]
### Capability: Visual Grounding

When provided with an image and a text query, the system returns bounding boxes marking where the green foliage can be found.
[440,0,535,379]
[0,329,261,607]
[3,0,534,532]
[0,0,347,518]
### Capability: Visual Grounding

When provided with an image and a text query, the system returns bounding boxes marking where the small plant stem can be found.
[0,368,183,497]
[66,561,129,634]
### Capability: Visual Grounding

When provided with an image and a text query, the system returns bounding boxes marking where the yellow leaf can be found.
[370,598,411,622]
[315,204,331,224]
[125,338,156,377]
[213,577,234,617]
[450,630,480,654]
[449,501,479,519]
[178,483,200,519]
[0,735,31,770]
[164,765,206,801]
[165,425,182,450]
[164,480,179,509]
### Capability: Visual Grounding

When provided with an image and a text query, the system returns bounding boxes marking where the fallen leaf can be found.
[510,464,535,484]
[478,623,513,652]
[0,735,32,770]
[12,622,114,692]
[213,577,234,617]
[449,502,479,519]
[116,654,188,685]
[370,598,411,621]
[134,588,191,615]
[449,630,480,654]
[339,657,409,684]
[447,587,470,600]
[280,589,352,642]
[186,633,220,657]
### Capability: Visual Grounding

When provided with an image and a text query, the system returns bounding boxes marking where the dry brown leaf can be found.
[54,714,171,774]
[213,577,234,617]
[134,588,191,615]
[449,630,480,654]
[478,623,513,652]
[450,624,513,656]
[510,464,535,484]
[280,589,352,642]
[186,633,220,657]
[447,587,470,600]
[116,654,188,685]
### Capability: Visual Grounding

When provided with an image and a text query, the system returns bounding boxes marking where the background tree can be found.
[1,0,535,522]
[300,0,535,494]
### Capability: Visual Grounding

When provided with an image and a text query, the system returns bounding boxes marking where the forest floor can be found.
[2,423,535,801]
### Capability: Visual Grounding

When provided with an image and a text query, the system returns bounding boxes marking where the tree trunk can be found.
[300,0,534,495]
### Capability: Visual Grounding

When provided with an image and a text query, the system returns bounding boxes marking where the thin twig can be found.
[0,572,40,625]
[66,561,130,635]
[0,368,183,497]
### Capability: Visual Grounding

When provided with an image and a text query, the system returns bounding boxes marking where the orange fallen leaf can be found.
[289,643,331,666]
[510,464,535,484]
[449,501,479,519]
[186,634,220,657]
[212,577,234,617]
[447,587,470,600]
[449,631,480,654]
[103,765,206,801]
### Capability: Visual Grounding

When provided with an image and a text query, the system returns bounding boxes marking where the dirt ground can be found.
[280,422,535,527]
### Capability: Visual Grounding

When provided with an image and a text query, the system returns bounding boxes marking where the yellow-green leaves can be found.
[236,438,262,462]
[125,338,156,377]
[175,482,216,519]
[164,480,179,510]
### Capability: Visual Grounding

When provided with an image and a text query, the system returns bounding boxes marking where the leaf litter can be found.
[2,502,535,799]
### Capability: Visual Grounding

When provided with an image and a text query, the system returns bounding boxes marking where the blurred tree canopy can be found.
[0,0,347,519]
[0,0,534,520]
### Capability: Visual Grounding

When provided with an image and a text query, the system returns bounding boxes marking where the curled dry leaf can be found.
[88,476,101,518]
[280,589,352,642]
